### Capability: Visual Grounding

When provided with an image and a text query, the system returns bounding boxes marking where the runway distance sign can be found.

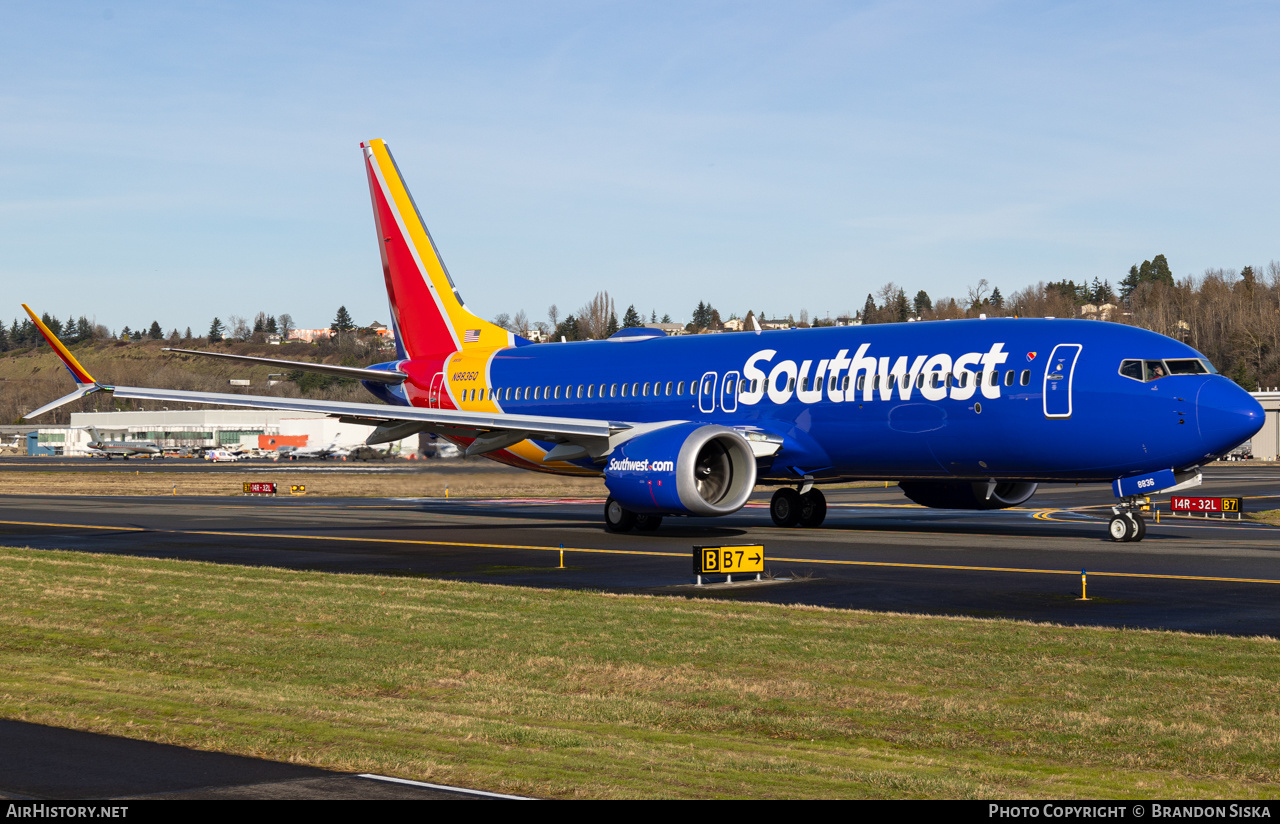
[1170,496,1241,513]
[695,545,765,575]
[243,482,277,496]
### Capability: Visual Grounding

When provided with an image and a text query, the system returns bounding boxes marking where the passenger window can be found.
[598,384,605,397]
[1020,370,1030,386]
[534,387,541,400]
[665,381,672,395]
[988,371,997,386]
[1004,370,1013,386]
[621,383,629,398]
[945,373,953,388]
[587,384,594,399]
[545,385,552,398]
[553,386,560,399]
[677,381,684,395]
[917,373,925,388]
[633,382,640,396]
[788,378,796,391]
[642,383,649,397]
[857,376,865,391]
[576,385,583,399]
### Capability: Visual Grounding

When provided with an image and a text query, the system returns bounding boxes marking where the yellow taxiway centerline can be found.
[4,518,1280,585]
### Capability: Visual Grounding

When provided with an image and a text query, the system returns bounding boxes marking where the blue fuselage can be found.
[368,318,1264,484]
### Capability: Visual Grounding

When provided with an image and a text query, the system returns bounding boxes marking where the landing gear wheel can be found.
[1129,513,1146,542]
[798,488,827,528]
[604,497,637,533]
[1108,515,1134,542]
[770,488,802,527]
[634,513,663,531]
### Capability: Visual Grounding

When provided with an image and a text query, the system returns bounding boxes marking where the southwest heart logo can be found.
[1026,352,1037,361]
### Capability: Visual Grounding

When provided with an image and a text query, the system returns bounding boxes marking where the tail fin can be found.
[88,426,103,444]
[361,139,520,359]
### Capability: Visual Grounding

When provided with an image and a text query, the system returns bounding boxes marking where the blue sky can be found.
[2,1,1278,333]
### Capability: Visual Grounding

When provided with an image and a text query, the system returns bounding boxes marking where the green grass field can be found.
[1,546,1278,799]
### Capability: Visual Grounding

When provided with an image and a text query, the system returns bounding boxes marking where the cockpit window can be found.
[1120,358,1213,382]
[1119,360,1143,381]
[1165,359,1209,375]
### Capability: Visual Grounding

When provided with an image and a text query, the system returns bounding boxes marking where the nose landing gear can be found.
[1108,497,1150,542]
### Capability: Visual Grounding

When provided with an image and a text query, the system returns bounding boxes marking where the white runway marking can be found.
[357,773,532,800]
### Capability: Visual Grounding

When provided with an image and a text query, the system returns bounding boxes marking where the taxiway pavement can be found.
[2,465,1279,636]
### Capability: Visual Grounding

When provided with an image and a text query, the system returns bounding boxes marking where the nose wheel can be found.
[1108,497,1149,542]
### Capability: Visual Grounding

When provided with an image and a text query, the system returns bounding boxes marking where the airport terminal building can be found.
[30,410,421,457]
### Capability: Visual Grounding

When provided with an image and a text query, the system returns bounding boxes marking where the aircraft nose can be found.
[1196,378,1264,456]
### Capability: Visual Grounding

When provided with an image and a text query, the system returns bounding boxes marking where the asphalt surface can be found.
[2,462,1279,799]
[0,719,502,800]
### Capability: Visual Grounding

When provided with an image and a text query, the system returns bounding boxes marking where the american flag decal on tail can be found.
[464,329,480,343]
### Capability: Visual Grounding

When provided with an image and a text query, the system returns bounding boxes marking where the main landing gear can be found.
[770,487,827,528]
[603,497,662,533]
[1108,497,1148,542]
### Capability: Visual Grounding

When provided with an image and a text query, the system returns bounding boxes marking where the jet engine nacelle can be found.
[603,424,757,516]
[898,480,1038,510]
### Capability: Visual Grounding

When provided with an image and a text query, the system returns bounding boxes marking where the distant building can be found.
[28,410,421,457]
[1079,303,1118,321]
[288,328,331,343]
[644,323,687,336]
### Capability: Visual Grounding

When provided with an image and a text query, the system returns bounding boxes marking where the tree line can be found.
[9,253,1280,392]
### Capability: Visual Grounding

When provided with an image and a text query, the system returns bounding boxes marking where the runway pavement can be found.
[2,464,1279,636]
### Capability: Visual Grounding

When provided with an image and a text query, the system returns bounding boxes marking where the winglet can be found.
[22,304,96,385]
[20,304,109,419]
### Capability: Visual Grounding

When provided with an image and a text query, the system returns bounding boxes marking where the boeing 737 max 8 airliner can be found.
[23,139,1265,542]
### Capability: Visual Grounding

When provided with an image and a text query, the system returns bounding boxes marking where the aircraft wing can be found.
[90,384,622,455]
[19,303,660,460]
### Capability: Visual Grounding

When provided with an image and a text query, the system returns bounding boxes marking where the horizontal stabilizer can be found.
[163,348,406,384]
